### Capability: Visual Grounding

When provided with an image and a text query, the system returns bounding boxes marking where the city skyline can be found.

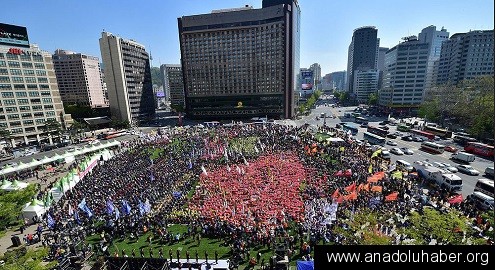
[1,0,493,75]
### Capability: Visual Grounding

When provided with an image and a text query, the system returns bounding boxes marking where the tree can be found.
[41,119,62,136]
[368,93,378,105]
[170,104,185,113]
[332,209,394,245]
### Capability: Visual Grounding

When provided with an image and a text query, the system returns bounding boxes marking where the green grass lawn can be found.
[86,224,311,268]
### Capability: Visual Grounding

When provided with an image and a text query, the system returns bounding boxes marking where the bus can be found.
[453,135,477,146]
[367,125,388,137]
[420,141,445,154]
[464,142,495,158]
[424,125,453,139]
[104,130,128,140]
[410,129,435,140]
[342,123,358,135]
[474,179,494,198]
[363,132,386,146]
[354,116,368,124]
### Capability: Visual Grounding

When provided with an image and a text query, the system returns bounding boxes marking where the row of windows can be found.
[1,98,53,105]
[0,76,49,83]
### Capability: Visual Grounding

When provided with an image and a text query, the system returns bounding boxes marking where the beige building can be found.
[52,49,108,108]
[0,44,72,147]
[99,32,155,124]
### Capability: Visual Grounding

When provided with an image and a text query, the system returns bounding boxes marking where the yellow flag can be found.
[368,164,373,174]
[371,149,382,158]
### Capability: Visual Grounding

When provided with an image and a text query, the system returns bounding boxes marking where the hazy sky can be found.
[2,0,493,75]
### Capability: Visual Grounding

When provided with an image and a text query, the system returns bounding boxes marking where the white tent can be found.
[21,201,46,225]
[3,180,28,191]
[49,187,64,203]
[0,179,12,189]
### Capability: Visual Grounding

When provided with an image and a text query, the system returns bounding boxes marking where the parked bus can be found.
[474,179,494,198]
[420,141,445,154]
[354,116,368,124]
[104,130,128,140]
[410,129,435,140]
[397,124,410,132]
[363,132,386,146]
[367,125,388,138]
[342,123,358,135]
[453,135,477,146]
[424,125,453,139]
[464,142,494,158]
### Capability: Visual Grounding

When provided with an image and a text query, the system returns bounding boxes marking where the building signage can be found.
[0,23,30,48]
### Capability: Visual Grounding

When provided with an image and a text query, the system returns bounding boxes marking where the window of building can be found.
[7,114,20,120]
[15,91,27,97]
[19,106,30,112]
[37,78,48,83]
[22,62,33,68]
[8,61,20,67]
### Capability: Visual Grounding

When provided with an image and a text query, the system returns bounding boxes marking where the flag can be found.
[149,172,155,181]
[368,164,373,174]
[68,204,74,216]
[115,206,120,220]
[201,165,208,176]
[368,197,382,208]
[106,200,115,215]
[344,182,356,192]
[331,188,340,199]
[385,192,399,201]
[78,198,93,218]
[47,213,55,229]
[448,194,463,204]
[188,159,193,170]
[138,200,146,215]
[391,171,403,180]
[74,210,81,224]
[144,199,151,213]
[122,200,131,215]
[371,185,383,193]
[371,148,382,158]
[344,191,358,201]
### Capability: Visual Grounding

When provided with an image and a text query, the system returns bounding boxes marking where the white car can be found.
[433,162,447,169]
[400,147,414,155]
[88,139,100,145]
[390,147,404,155]
[386,140,397,146]
[456,165,480,176]
[439,162,458,173]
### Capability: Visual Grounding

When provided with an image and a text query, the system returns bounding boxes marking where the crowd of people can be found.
[33,122,492,267]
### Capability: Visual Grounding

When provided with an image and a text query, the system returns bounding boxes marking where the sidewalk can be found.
[0,163,71,256]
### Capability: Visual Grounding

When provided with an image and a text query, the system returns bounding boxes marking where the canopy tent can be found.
[326,137,345,143]
[2,179,28,191]
[21,200,46,225]
[0,179,12,189]
[297,261,314,270]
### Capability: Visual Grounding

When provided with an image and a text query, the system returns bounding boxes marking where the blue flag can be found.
[115,206,120,220]
[149,173,155,181]
[121,200,131,215]
[144,199,151,213]
[78,198,93,218]
[138,200,146,216]
[106,200,115,215]
[74,210,81,224]
[368,197,382,208]
[188,159,193,170]
[47,213,55,229]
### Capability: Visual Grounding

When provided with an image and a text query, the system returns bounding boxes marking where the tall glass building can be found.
[178,0,300,119]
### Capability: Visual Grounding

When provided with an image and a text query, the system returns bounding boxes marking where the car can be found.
[400,147,414,155]
[386,134,397,139]
[386,140,397,146]
[88,139,100,145]
[360,123,368,128]
[381,126,390,130]
[412,136,424,142]
[444,145,458,153]
[390,147,404,155]
[393,131,403,136]
[401,135,413,141]
[456,165,480,176]
[379,121,387,126]
[439,162,458,173]
[433,162,447,169]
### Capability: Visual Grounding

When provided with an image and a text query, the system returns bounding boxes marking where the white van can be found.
[468,192,494,211]
[396,160,414,172]
[484,166,494,178]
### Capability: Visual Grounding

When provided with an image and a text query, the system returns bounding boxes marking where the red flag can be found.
[357,183,364,192]
[385,192,399,201]
[448,194,463,204]
[331,188,340,199]
[333,170,343,177]
[344,169,352,177]
[344,182,356,192]
[367,176,379,183]
[335,195,344,203]
[344,191,358,201]
[371,186,383,193]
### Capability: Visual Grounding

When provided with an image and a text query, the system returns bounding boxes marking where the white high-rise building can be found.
[417,25,449,91]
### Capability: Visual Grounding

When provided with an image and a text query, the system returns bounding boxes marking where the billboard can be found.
[301,70,313,79]
[302,83,313,90]
[156,91,165,98]
[301,70,314,90]
[0,23,29,47]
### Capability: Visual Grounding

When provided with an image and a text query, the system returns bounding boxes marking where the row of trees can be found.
[419,76,494,139]
[297,90,322,115]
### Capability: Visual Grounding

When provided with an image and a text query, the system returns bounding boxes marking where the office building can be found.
[160,64,185,109]
[379,36,429,112]
[99,32,155,124]
[417,25,449,91]
[436,29,493,85]
[0,23,71,147]
[346,26,379,94]
[178,0,301,119]
[52,49,108,108]
[353,69,379,103]
[329,71,347,91]
[309,63,321,90]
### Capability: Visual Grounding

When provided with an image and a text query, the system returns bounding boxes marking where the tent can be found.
[21,200,46,225]
[297,261,314,270]
[0,179,12,189]
[3,180,28,191]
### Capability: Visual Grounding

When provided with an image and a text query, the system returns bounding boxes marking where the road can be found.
[280,96,492,198]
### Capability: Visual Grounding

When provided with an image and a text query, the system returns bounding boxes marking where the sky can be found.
[2,0,493,75]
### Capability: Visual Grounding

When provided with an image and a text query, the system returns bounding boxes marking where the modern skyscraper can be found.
[99,32,155,124]
[178,0,300,119]
[160,64,185,109]
[309,63,321,90]
[346,26,379,94]
[377,47,389,89]
[379,36,429,112]
[0,23,71,147]
[417,25,449,91]
[353,70,379,103]
[324,71,347,91]
[52,49,108,108]
[436,30,493,85]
